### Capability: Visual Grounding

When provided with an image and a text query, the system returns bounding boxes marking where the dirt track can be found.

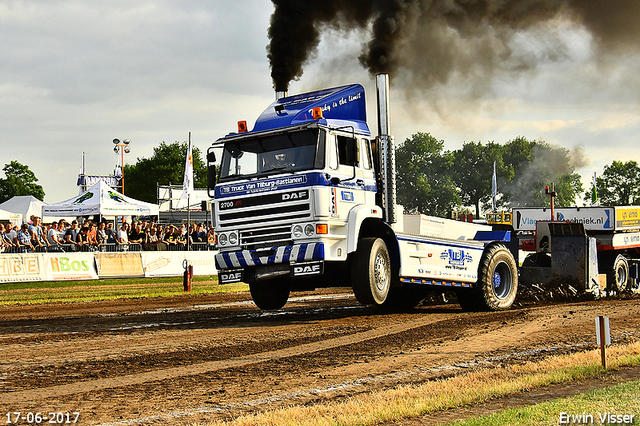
[1,288,639,425]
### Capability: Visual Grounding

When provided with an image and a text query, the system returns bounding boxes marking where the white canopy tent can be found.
[42,181,159,218]
[0,195,46,221]
[0,207,22,225]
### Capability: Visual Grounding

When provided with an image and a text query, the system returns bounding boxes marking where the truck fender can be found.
[351,216,401,272]
[346,204,383,254]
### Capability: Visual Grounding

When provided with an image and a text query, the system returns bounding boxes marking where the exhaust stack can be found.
[376,74,397,224]
[275,90,288,100]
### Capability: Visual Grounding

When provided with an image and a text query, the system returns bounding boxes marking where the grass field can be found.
[451,378,640,425]
[204,343,640,426]
[0,276,248,305]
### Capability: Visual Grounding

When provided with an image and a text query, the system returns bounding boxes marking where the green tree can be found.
[123,141,207,203]
[452,141,504,218]
[0,161,45,203]
[586,160,640,206]
[395,132,460,217]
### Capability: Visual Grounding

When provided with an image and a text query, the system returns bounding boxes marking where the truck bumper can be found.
[217,243,325,284]
[215,242,325,270]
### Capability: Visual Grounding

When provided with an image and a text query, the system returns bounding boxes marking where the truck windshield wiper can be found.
[267,165,289,172]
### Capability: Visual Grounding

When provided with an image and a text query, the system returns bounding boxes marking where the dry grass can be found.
[201,341,640,426]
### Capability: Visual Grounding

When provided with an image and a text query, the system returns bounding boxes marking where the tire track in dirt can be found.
[1,292,638,425]
[2,311,450,404]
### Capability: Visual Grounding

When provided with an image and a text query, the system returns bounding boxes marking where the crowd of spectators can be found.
[1,216,216,253]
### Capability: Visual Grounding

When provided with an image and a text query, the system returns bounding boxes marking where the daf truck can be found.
[207,74,518,311]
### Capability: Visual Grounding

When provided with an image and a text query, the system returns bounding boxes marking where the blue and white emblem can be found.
[440,249,473,267]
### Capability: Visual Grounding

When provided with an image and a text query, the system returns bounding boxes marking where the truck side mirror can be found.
[207,148,217,197]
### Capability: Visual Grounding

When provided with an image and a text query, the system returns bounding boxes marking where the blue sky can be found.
[1,1,639,204]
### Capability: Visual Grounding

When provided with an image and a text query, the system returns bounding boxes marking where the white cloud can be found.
[1,0,639,208]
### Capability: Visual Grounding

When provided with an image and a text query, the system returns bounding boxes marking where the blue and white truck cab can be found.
[207,74,518,311]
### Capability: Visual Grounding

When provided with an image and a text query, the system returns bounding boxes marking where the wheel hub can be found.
[492,261,512,300]
[374,252,389,291]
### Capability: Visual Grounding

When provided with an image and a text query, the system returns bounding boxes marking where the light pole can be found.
[113,138,131,194]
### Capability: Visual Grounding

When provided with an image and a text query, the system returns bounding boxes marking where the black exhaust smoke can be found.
[267,0,640,94]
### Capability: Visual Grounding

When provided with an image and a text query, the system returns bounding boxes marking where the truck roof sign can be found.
[251,84,370,135]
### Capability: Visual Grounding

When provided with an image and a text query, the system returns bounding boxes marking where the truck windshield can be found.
[218,129,325,181]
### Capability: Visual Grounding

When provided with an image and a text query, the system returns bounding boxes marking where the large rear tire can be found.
[351,237,391,306]
[457,244,518,311]
[249,279,290,310]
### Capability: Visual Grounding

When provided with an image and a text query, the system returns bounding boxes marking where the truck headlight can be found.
[218,233,228,245]
[292,224,303,239]
[304,224,315,237]
[228,231,238,245]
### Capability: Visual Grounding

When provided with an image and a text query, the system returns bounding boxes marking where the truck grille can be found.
[216,189,312,249]
[240,226,292,250]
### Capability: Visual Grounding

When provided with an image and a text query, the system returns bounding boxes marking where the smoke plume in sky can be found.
[267,0,640,93]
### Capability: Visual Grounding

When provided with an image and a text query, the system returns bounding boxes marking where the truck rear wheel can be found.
[457,244,518,311]
[351,237,391,306]
[608,254,630,293]
[249,279,290,310]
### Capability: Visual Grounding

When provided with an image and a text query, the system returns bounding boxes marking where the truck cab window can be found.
[337,135,359,167]
[218,128,323,181]
[361,139,372,170]
[328,134,339,170]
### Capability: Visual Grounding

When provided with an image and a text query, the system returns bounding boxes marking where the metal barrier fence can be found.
[1,242,215,254]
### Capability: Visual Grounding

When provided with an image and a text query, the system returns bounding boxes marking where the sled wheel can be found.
[249,279,290,310]
[608,254,630,293]
[351,238,391,306]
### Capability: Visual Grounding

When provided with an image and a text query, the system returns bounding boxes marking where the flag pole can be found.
[591,172,598,206]
[180,132,195,252]
[491,161,497,212]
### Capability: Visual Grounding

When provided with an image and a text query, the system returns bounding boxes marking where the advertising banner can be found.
[1,251,217,282]
[615,206,640,229]
[513,207,614,231]
[0,253,46,282]
[141,251,217,277]
[44,252,99,281]
[94,253,144,278]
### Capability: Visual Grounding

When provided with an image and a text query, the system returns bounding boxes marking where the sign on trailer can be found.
[513,207,614,232]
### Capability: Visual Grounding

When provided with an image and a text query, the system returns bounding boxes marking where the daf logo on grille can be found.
[282,190,308,201]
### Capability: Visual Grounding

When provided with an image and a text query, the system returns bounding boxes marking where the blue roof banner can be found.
[251,84,370,135]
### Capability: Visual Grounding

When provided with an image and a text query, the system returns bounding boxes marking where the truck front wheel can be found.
[249,279,290,310]
[351,237,391,306]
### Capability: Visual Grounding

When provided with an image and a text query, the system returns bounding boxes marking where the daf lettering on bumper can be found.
[291,261,324,277]
[219,270,243,284]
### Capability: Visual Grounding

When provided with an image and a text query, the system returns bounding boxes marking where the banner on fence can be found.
[1,251,218,282]
[46,252,99,281]
[140,251,217,277]
[0,253,45,282]
[94,253,145,278]
[0,253,99,282]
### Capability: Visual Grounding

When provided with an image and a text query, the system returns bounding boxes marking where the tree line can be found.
[1,137,639,218]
